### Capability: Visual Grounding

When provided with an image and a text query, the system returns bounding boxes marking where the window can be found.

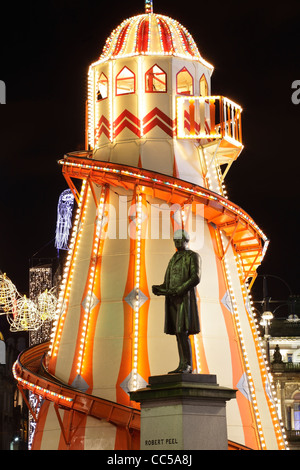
[294,404,300,430]
[200,74,208,96]
[145,65,167,93]
[116,67,135,95]
[96,73,108,101]
[176,67,193,95]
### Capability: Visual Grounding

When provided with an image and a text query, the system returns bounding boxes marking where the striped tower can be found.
[19,2,287,450]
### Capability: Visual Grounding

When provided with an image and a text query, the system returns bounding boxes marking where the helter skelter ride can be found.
[13,1,288,450]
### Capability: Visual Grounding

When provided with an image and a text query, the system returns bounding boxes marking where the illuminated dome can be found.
[100,11,211,67]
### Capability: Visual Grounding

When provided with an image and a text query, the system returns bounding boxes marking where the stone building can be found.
[0,331,28,449]
[269,318,300,450]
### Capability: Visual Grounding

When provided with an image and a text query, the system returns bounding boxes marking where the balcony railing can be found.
[271,361,300,372]
[286,430,300,442]
[176,95,243,146]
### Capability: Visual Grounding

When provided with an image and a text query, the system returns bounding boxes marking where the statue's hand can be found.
[152,285,162,296]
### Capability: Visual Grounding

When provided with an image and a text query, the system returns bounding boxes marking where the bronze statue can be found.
[273,344,283,364]
[152,230,201,374]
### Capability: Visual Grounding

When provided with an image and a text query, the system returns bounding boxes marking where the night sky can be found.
[0,0,299,330]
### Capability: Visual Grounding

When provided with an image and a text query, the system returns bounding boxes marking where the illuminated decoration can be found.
[28,264,54,450]
[16,2,288,451]
[37,289,57,322]
[27,394,43,450]
[176,95,243,143]
[55,189,75,251]
[29,266,53,303]
[59,156,269,263]
[12,361,73,405]
[0,268,56,333]
[145,0,153,14]
[98,11,213,65]
[49,179,88,359]
[74,185,108,378]
[7,295,43,332]
[0,273,17,314]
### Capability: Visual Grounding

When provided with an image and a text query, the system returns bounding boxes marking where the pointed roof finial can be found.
[145,0,153,13]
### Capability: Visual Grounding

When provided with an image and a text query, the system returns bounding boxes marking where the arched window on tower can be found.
[145,65,167,93]
[116,67,135,95]
[176,67,193,95]
[200,74,208,96]
[96,72,108,101]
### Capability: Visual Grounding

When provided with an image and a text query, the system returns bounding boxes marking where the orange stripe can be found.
[208,224,261,450]
[81,187,109,391]
[67,185,108,392]
[116,189,150,409]
[137,197,150,381]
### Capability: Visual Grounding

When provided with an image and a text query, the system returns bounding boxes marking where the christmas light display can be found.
[36,289,57,322]
[14,2,288,450]
[7,295,43,332]
[28,265,55,449]
[0,269,57,332]
[0,273,17,314]
[55,189,75,251]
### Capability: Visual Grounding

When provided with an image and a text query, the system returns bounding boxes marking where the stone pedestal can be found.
[130,374,236,450]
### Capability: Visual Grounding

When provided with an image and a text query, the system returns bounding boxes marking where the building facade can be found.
[269,318,300,450]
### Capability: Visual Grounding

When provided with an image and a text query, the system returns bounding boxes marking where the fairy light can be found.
[219,230,267,449]
[145,0,153,14]
[0,273,17,314]
[138,56,144,137]
[37,289,57,322]
[193,335,201,373]
[94,69,100,146]
[12,362,73,404]
[132,16,142,55]
[131,192,143,391]
[108,61,114,142]
[76,186,107,376]
[87,67,95,149]
[147,11,152,53]
[60,158,269,247]
[156,16,166,54]
[202,148,213,191]
[176,96,242,146]
[49,180,88,358]
[234,252,288,450]
[8,295,43,332]
[95,13,214,70]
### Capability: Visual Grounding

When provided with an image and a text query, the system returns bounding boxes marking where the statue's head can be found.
[173,229,190,251]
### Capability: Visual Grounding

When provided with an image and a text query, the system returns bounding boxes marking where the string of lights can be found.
[0,272,58,332]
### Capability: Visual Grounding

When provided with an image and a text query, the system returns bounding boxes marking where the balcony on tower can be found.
[176,96,243,183]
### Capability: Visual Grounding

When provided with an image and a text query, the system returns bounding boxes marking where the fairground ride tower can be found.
[14,1,288,450]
